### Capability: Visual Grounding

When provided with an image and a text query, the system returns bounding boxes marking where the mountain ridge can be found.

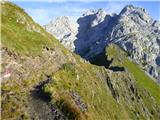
[44,5,160,82]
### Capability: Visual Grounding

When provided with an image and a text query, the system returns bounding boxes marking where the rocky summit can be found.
[2,1,160,120]
[44,5,160,82]
[44,16,78,52]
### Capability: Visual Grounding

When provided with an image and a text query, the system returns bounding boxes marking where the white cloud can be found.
[26,8,51,25]
[25,5,86,25]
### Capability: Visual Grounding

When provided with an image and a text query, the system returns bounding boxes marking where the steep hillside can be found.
[1,2,160,120]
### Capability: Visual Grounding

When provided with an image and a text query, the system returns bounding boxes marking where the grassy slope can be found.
[107,44,160,104]
[1,2,66,56]
[124,59,160,103]
[44,62,130,120]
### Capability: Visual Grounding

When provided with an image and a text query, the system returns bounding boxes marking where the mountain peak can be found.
[97,8,106,14]
[120,5,146,14]
[55,16,69,21]
[44,16,78,51]
[49,16,70,25]
[82,8,107,17]
[119,4,153,24]
[82,9,97,16]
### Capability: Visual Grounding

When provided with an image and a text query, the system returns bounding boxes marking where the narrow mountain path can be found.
[28,76,66,120]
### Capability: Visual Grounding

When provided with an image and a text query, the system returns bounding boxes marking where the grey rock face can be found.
[75,9,111,58]
[44,5,160,82]
[70,91,88,112]
[107,5,160,81]
[44,16,78,51]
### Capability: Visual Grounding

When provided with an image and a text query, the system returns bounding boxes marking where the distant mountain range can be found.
[44,5,160,83]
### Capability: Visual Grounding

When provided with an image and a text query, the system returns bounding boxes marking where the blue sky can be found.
[12,0,160,25]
